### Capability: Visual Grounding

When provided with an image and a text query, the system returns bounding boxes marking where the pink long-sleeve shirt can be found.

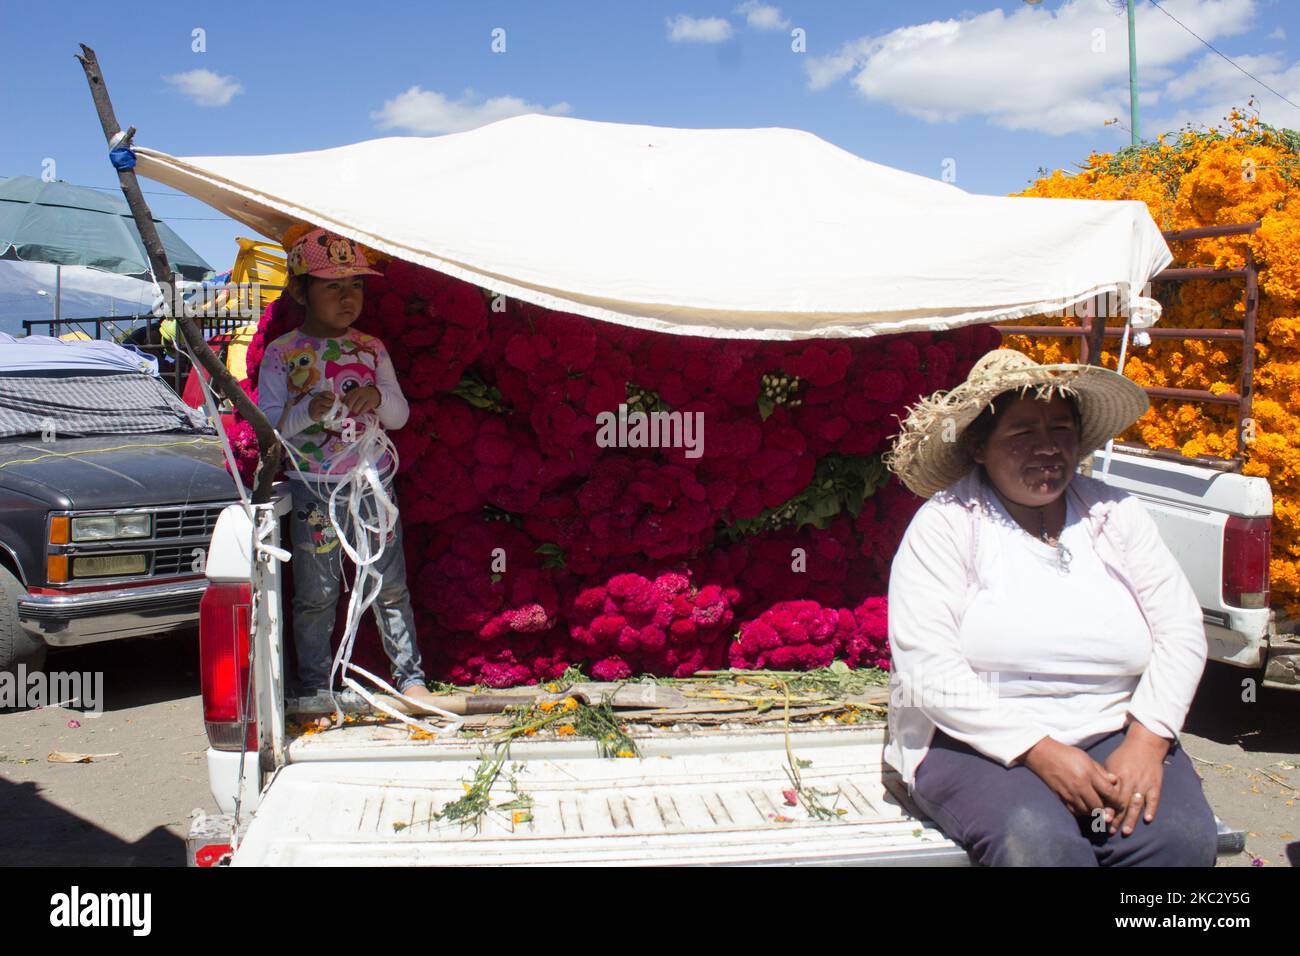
[257,327,410,481]
[884,466,1207,789]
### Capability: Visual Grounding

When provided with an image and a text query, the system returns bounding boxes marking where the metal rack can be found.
[995,221,1261,471]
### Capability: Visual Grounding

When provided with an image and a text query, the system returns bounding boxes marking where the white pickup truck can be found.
[186,443,1275,867]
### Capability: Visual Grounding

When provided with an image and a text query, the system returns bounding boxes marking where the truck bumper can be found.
[17,578,207,647]
[206,747,263,815]
[187,811,236,867]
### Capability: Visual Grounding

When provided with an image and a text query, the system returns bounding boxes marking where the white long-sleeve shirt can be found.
[884,467,1207,789]
[257,327,409,481]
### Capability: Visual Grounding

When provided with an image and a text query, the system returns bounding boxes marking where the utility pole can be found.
[1127,0,1140,144]
[1025,0,1140,144]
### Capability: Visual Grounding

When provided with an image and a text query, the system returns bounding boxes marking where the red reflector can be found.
[199,581,256,751]
[1223,515,1271,609]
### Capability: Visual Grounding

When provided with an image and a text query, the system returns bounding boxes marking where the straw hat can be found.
[883,348,1149,499]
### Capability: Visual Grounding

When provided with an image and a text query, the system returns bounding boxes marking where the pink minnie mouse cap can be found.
[284,226,382,279]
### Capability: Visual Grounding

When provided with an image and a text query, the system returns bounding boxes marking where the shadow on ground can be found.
[2,630,200,716]
[0,777,184,865]
[1184,661,1299,755]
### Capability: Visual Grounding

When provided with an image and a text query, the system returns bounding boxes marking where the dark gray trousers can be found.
[909,728,1218,866]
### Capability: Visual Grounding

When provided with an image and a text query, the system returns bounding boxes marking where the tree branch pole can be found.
[75,43,281,503]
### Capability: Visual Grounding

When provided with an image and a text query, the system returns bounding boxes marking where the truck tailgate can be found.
[232,729,966,866]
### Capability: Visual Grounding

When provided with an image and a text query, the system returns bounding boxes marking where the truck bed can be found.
[204,498,1248,867]
[232,723,971,866]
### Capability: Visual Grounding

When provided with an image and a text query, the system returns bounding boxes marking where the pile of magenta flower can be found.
[230,257,1000,687]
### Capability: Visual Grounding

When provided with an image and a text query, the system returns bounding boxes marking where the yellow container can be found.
[229,237,287,315]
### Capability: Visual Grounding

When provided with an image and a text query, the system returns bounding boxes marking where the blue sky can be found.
[2,0,1298,274]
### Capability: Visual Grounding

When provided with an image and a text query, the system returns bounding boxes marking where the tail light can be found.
[199,581,256,750]
[1223,515,1271,609]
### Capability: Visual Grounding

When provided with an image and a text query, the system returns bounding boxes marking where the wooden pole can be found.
[1086,294,1107,367]
[1240,245,1259,466]
[75,43,281,503]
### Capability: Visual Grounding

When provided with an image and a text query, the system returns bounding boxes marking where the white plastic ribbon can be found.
[281,398,462,736]
[1100,315,1135,480]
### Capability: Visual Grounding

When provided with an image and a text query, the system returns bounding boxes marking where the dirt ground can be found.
[0,632,217,866]
[1177,661,1298,867]
[0,635,1294,867]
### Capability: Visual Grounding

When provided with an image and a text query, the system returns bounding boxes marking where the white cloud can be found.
[1148,58,1300,134]
[1162,50,1282,101]
[666,14,734,43]
[804,0,1264,135]
[1270,26,1286,40]
[735,1,790,31]
[805,37,875,91]
[162,69,242,107]
[370,87,571,134]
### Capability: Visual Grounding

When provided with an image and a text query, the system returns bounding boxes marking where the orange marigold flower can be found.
[1015,114,1300,615]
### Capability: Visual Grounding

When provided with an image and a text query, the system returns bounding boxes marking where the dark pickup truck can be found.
[0,341,240,672]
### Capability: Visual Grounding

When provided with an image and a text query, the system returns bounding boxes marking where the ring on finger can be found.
[1131,791,1144,802]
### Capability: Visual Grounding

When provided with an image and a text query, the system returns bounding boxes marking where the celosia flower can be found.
[249,248,979,684]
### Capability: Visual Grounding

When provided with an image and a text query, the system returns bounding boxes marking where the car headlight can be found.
[71,514,152,541]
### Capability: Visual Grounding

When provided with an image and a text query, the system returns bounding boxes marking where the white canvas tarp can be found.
[135,114,1171,340]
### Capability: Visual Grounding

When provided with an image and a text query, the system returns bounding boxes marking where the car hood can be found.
[0,434,238,509]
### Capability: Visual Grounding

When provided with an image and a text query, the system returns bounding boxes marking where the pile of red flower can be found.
[229,257,1000,686]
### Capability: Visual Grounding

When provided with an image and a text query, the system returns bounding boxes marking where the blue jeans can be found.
[909,728,1218,866]
[287,478,425,695]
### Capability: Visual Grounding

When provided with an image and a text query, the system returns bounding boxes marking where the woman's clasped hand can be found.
[1022,722,1168,836]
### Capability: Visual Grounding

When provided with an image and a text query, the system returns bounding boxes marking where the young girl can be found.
[257,225,439,712]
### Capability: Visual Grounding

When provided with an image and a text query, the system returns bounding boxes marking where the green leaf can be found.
[812,496,841,519]
[535,543,567,570]
[757,394,775,421]
[451,374,509,413]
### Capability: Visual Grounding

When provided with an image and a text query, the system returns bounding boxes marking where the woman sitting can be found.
[881,348,1218,867]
